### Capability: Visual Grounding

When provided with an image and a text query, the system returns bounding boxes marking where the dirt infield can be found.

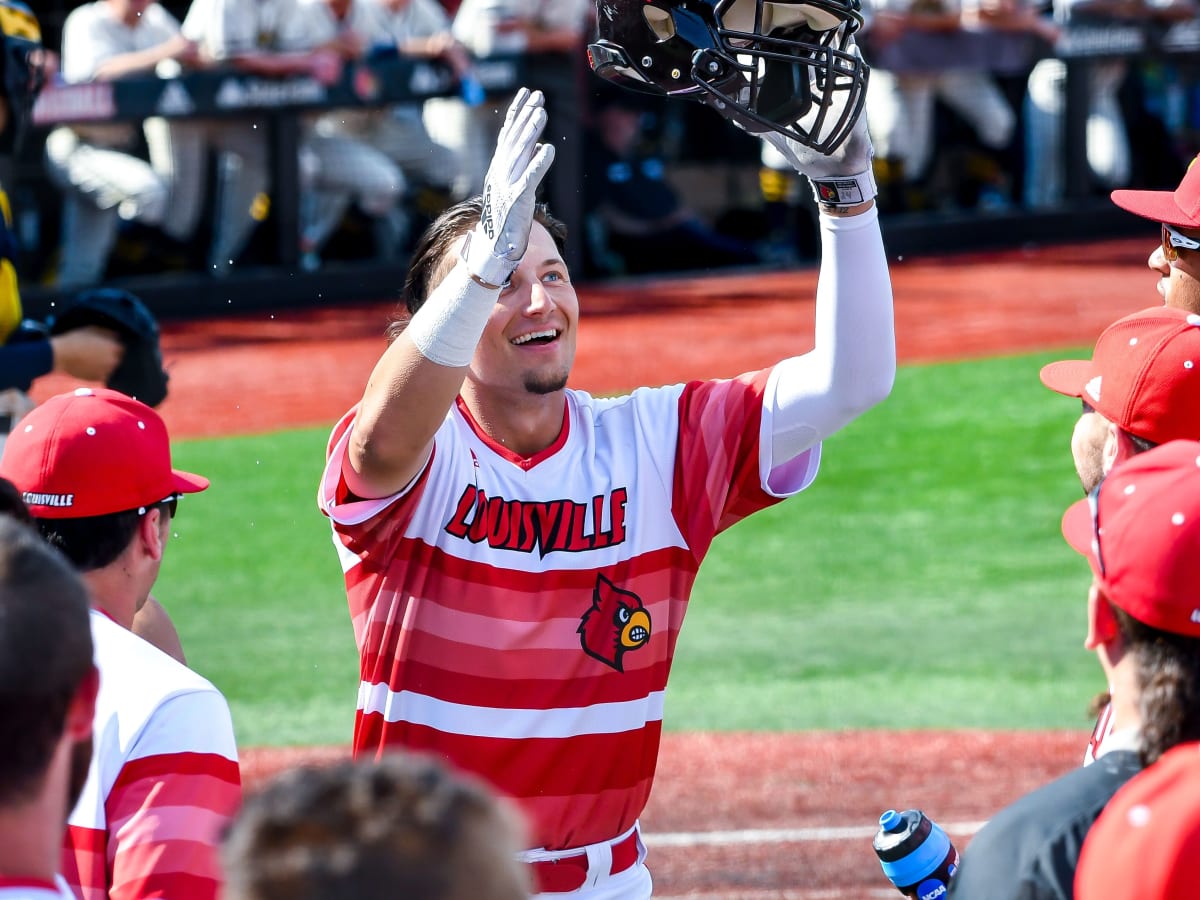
[32,235,1158,897]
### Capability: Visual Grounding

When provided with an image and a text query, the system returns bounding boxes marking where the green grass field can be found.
[158,348,1103,747]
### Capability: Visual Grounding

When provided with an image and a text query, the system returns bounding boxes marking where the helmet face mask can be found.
[589,0,868,153]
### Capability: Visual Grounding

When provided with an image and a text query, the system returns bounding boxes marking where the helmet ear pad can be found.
[756,38,817,127]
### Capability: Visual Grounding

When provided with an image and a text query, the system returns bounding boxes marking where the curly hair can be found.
[1112,605,1200,766]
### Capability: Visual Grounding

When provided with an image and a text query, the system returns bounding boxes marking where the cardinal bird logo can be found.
[578,574,651,672]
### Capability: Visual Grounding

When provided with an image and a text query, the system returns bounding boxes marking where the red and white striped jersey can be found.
[320,370,819,851]
[63,611,241,900]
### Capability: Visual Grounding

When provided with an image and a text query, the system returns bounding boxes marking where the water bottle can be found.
[873,808,959,900]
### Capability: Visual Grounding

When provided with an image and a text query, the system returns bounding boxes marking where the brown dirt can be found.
[37,235,1157,897]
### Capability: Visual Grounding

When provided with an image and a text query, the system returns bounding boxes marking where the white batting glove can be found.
[755,39,876,211]
[463,87,557,288]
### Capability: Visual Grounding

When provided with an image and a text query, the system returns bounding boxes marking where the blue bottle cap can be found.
[880,809,904,833]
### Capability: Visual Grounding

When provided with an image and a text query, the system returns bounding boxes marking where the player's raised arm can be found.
[753,35,897,465]
[345,88,556,499]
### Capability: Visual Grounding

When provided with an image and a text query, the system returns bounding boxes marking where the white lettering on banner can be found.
[408,63,454,95]
[1164,20,1200,51]
[215,78,327,109]
[31,83,115,125]
[156,81,195,116]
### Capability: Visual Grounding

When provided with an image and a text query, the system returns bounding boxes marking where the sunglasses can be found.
[1086,477,1106,578]
[138,494,179,519]
[1162,223,1200,259]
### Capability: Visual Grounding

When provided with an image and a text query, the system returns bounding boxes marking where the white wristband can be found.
[808,169,877,212]
[404,264,497,368]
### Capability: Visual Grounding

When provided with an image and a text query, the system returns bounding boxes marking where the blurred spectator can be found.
[273,0,407,270]
[583,88,761,275]
[424,0,590,198]
[295,0,463,266]
[1024,0,1196,209]
[43,0,196,288]
[0,387,242,900]
[221,752,532,900]
[864,0,1049,212]
[0,514,98,900]
[171,0,400,275]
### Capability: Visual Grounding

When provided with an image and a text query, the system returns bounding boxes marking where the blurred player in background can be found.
[0,1,123,447]
[43,0,198,289]
[0,516,97,900]
[319,2,894,894]
[0,388,241,900]
[174,0,403,274]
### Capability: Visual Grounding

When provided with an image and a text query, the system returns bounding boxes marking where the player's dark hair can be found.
[390,197,568,342]
[0,518,93,804]
[1124,431,1157,455]
[1112,605,1200,766]
[221,752,530,900]
[36,500,173,572]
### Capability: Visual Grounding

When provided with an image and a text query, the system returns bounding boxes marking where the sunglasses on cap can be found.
[1162,223,1200,260]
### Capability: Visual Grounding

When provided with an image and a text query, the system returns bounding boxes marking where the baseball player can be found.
[942,439,1200,899]
[44,0,194,288]
[0,1,123,444]
[1109,152,1200,315]
[318,6,894,893]
[175,0,403,273]
[0,516,97,900]
[0,388,241,900]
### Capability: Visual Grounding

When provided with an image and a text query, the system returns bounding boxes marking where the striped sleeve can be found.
[672,369,786,557]
[75,691,241,900]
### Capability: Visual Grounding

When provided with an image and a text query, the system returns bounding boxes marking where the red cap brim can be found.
[1039,359,1091,398]
[171,470,210,495]
[1111,188,1200,228]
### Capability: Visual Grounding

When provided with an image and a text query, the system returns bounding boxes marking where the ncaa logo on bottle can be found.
[917,879,948,900]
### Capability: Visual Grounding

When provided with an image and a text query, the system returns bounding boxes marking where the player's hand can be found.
[50,326,124,382]
[758,39,873,181]
[464,87,556,288]
[728,36,875,211]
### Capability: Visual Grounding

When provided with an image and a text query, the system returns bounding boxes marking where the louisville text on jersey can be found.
[444,485,629,556]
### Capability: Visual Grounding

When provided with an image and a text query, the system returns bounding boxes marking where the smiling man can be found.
[319,79,895,899]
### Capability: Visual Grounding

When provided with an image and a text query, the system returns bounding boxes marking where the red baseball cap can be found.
[1061,440,1200,637]
[1111,154,1200,228]
[0,387,208,519]
[1040,307,1200,446]
[1075,741,1200,900]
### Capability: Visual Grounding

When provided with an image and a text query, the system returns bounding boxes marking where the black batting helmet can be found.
[589,0,868,153]
[0,0,43,149]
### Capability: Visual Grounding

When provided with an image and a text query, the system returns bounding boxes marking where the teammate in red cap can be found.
[1040,306,1200,762]
[0,387,241,900]
[1075,742,1200,900]
[942,440,1200,899]
[1110,155,1200,314]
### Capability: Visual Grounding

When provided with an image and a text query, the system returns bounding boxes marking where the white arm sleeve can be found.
[763,204,896,478]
